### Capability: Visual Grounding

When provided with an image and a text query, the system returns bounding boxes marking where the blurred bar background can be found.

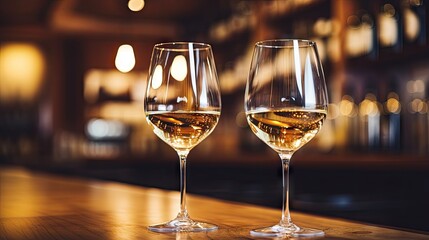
[1,0,428,233]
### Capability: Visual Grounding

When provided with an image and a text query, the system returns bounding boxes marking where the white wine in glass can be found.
[145,42,221,232]
[245,39,328,237]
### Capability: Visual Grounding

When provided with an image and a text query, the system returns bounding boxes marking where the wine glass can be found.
[244,39,328,237]
[144,42,221,232]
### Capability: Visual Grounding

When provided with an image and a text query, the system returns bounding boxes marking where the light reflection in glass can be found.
[152,65,163,89]
[170,55,188,81]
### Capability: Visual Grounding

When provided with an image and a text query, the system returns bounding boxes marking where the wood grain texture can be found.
[0,167,427,239]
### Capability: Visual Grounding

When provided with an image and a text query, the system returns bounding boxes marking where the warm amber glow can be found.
[345,16,373,57]
[313,18,332,37]
[170,55,188,81]
[152,65,163,89]
[359,94,380,116]
[404,8,420,41]
[411,0,423,5]
[128,0,145,11]
[130,77,147,102]
[103,72,131,96]
[409,98,428,114]
[386,98,401,114]
[339,96,357,117]
[379,4,398,47]
[327,103,339,120]
[84,71,101,103]
[115,44,136,73]
[406,79,425,93]
[385,92,401,114]
[0,43,45,102]
[84,69,147,103]
[99,102,146,123]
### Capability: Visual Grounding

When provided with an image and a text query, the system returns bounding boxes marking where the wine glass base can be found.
[250,224,324,238]
[148,216,218,232]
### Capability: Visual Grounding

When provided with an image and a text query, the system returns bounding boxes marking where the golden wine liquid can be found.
[246,109,326,153]
[146,111,220,152]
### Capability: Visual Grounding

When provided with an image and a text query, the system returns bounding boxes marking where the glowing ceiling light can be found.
[128,0,145,12]
[170,55,188,81]
[115,44,136,73]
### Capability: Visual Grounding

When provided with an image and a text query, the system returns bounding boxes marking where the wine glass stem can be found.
[280,153,293,226]
[178,151,189,218]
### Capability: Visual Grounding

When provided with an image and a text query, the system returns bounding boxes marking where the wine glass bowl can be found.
[246,110,326,154]
[245,39,328,237]
[145,42,221,232]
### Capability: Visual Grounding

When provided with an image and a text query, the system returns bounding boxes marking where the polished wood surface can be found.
[0,166,427,240]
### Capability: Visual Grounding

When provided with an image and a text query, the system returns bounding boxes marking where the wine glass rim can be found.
[255,39,316,48]
[154,42,212,51]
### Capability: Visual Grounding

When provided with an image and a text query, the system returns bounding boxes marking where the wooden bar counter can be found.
[0,166,427,239]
